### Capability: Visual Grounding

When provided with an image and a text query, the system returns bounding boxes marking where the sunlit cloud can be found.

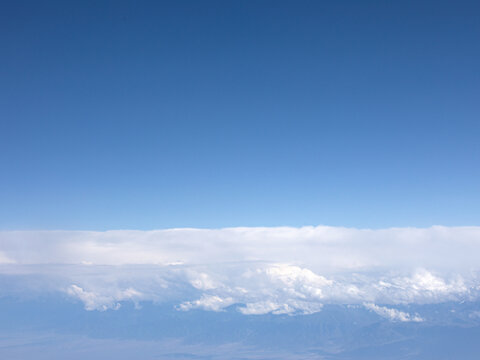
[1,226,479,317]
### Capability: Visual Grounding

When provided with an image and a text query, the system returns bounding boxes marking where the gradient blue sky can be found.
[1,0,479,230]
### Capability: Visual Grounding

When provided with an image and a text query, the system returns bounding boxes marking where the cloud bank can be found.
[1,226,479,317]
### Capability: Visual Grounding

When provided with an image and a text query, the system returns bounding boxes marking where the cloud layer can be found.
[1,226,479,317]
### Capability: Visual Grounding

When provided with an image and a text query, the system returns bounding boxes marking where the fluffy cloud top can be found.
[0,226,479,318]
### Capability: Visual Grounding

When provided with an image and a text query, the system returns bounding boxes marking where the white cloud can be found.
[1,226,479,271]
[238,301,285,315]
[1,226,480,317]
[178,294,235,312]
[264,264,332,299]
[0,251,15,264]
[386,269,469,303]
[187,272,220,290]
[364,303,424,322]
[66,284,143,311]
[238,300,324,315]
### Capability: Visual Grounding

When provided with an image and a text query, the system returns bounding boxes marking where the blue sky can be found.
[1,0,480,230]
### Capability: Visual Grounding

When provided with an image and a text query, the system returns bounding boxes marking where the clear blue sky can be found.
[1,0,479,230]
